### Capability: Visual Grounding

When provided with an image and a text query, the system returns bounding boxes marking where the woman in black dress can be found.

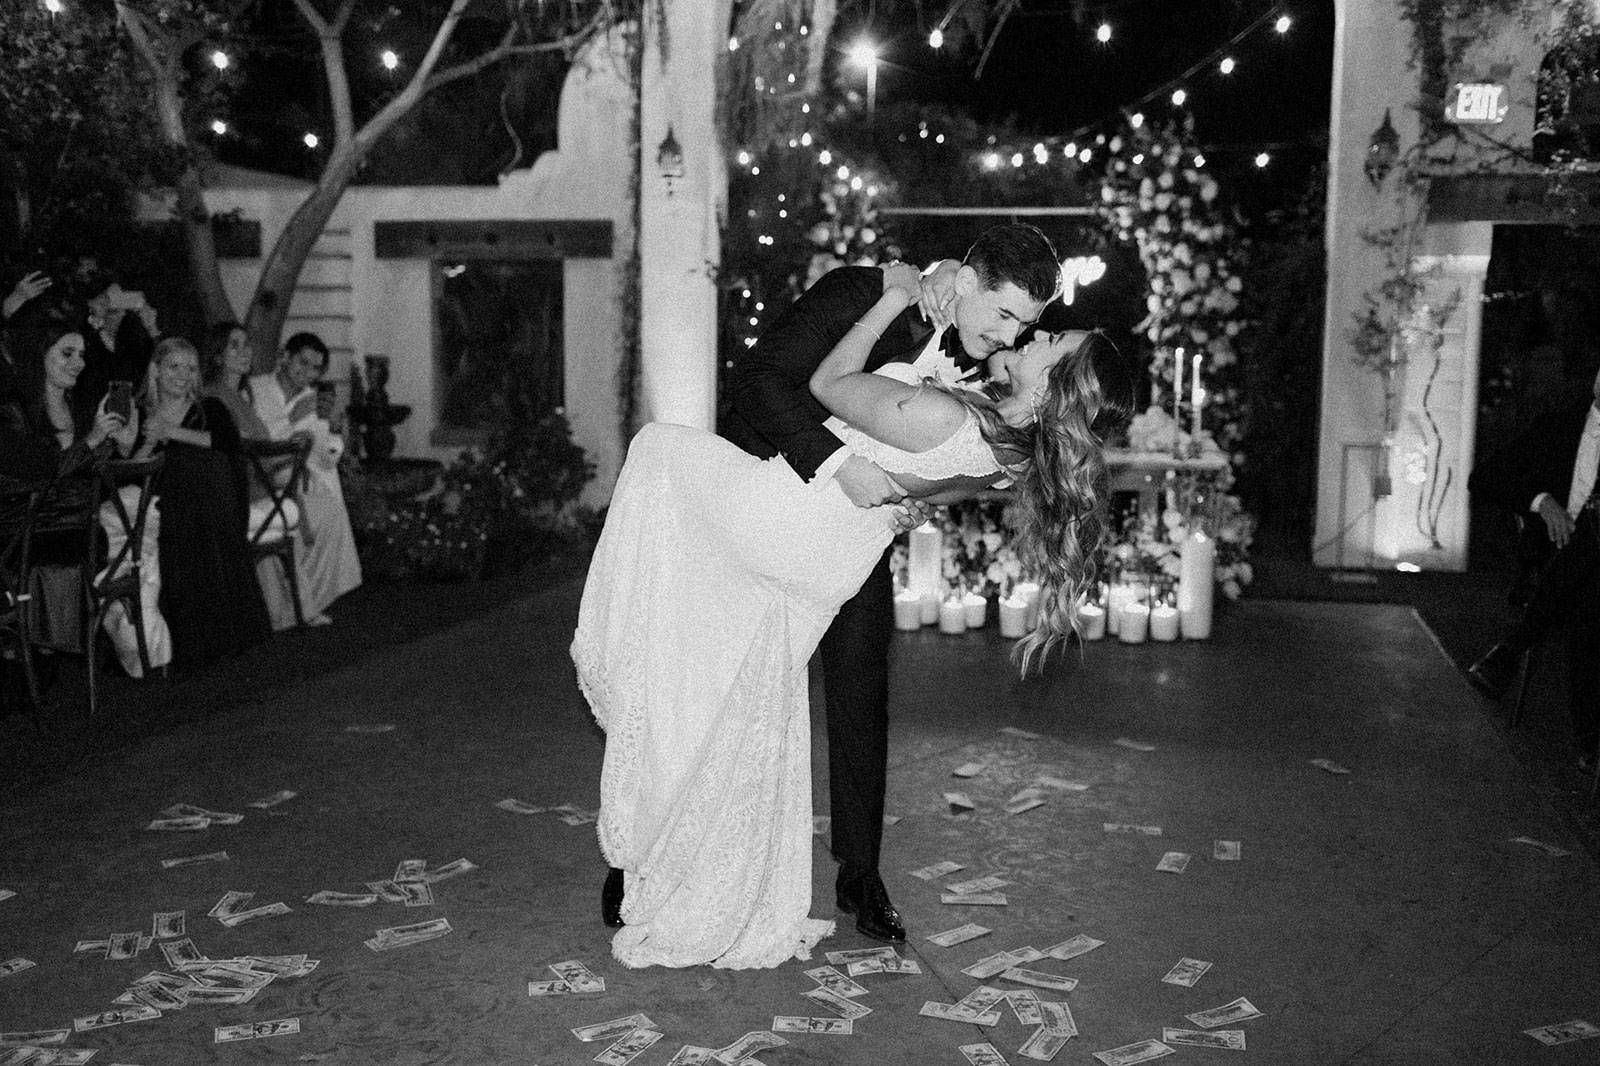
[136,336,270,670]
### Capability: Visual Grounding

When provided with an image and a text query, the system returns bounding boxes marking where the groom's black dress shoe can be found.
[836,871,905,943]
[602,867,625,928]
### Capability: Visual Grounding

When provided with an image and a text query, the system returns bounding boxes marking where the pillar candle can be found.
[893,590,923,631]
[1014,580,1041,629]
[963,592,987,629]
[1150,604,1179,641]
[1178,531,1216,639]
[938,595,968,634]
[1078,603,1106,641]
[1118,602,1150,644]
[907,522,943,603]
[1105,582,1133,636]
[920,592,940,626]
[998,596,1029,638]
[1191,352,1204,442]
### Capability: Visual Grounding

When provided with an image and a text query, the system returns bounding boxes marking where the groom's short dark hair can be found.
[964,224,1060,304]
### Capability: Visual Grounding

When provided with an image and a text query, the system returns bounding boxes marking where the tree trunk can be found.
[244,146,362,372]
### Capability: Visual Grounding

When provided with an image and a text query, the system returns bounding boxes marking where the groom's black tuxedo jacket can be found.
[1468,391,1593,565]
[724,266,970,480]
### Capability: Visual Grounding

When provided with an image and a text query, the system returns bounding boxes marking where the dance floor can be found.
[1,584,1596,1064]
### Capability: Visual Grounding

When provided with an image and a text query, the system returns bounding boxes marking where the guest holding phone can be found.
[136,336,269,670]
[79,273,157,409]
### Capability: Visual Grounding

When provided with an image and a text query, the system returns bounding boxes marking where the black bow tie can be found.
[941,330,986,379]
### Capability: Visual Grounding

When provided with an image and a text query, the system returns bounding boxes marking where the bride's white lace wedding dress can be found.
[571,363,1000,969]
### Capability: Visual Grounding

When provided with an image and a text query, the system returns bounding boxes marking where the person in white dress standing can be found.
[249,332,362,627]
[572,259,1136,970]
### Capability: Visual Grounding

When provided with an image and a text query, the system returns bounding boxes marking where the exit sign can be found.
[1445,82,1508,124]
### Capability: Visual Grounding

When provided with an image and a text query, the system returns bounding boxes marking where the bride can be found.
[571,263,1134,970]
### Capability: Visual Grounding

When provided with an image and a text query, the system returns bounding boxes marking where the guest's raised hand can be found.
[87,396,125,448]
[3,271,51,320]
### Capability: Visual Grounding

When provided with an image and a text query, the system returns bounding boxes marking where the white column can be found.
[637,3,727,431]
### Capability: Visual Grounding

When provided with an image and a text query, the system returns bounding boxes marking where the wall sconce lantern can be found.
[657,126,685,195]
[1365,108,1400,187]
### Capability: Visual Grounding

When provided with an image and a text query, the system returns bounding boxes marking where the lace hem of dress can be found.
[611,917,835,971]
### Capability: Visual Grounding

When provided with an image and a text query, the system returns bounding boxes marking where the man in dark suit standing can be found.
[721,224,1061,942]
[1467,364,1600,771]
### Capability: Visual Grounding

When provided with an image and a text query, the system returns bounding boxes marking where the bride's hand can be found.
[917,259,960,330]
[880,261,923,304]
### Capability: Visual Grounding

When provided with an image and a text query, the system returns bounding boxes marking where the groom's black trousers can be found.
[818,542,895,877]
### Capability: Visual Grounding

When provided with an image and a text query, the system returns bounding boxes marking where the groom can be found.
[722,224,1061,941]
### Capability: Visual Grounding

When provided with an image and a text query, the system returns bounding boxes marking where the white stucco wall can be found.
[200,30,636,503]
[1318,0,1549,570]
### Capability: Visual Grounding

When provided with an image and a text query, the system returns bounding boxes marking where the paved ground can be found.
[2,582,1598,1065]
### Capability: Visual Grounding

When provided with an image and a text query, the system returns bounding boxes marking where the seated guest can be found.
[248,331,362,626]
[201,321,269,440]
[1467,362,1600,772]
[136,336,270,671]
[0,312,138,653]
[78,272,158,412]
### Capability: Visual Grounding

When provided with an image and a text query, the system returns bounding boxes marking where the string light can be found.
[1194,153,1207,167]
[1219,56,1236,74]
[928,27,944,49]
[42,0,64,13]
[1063,141,1077,157]
[1132,152,1144,164]
[1096,22,1112,43]
[210,50,230,71]
[934,134,945,144]
[303,132,319,148]
[983,152,1001,170]
[1129,113,1144,129]
[1078,148,1092,163]
[818,149,832,164]
[1170,88,1187,106]
[380,49,399,70]
[736,150,752,166]
[1275,13,1292,33]
[1254,151,1271,167]
[1010,152,1023,168]
[210,119,228,135]
[836,165,850,180]
[727,36,739,52]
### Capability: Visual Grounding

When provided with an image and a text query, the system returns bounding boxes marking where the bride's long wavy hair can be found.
[935,330,1136,674]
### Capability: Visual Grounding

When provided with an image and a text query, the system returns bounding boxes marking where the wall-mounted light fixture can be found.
[1365,109,1400,187]
[657,126,685,196]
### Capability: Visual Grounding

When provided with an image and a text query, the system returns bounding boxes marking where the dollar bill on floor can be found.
[952,762,986,778]
[549,960,606,993]
[571,1014,657,1042]
[73,1006,159,1032]
[1000,968,1078,993]
[307,890,378,906]
[158,938,210,971]
[245,789,297,809]
[944,792,976,815]
[802,986,873,1020]
[131,981,189,1012]
[219,902,291,928]
[942,892,1008,905]
[366,880,410,903]
[343,723,396,733]
[181,985,259,1006]
[1005,796,1047,816]
[393,859,428,883]
[960,1042,1011,1065]
[145,815,210,831]
[1213,840,1241,861]
[1161,958,1211,987]
[883,814,903,826]
[1039,1002,1077,1037]
[1524,1020,1600,1045]
[207,890,254,919]
[772,1017,853,1034]
[367,917,452,951]
[528,980,572,996]
[1155,852,1190,874]
[919,1002,1003,1026]
[51,1051,99,1065]
[666,1045,717,1065]
[1092,1039,1174,1065]
[956,986,1010,1017]
[0,890,13,903]
[1510,836,1572,857]
[824,946,898,965]
[910,860,966,881]
[398,882,434,907]
[495,798,545,815]
[0,1050,59,1066]
[595,1028,663,1065]
[243,954,313,978]
[1309,757,1350,775]
[106,933,141,961]
[1162,1027,1246,1049]
[423,858,477,883]
[804,965,869,997]
[0,958,35,978]
[1018,1023,1074,1062]
[1000,727,1043,740]
[0,1030,69,1047]
[1103,824,1162,836]
[1044,934,1105,960]
[162,802,243,825]
[1186,996,1264,1028]
[927,923,991,948]
[962,950,1032,980]
[874,957,922,975]
[947,875,1012,895]
[73,939,109,956]
[1033,775,1090,792]
[1112,737,1156,752]
[150,910,185,939]
[161,850,229,869]
[1006,989,1044,1026]
[713,1031,788,1062]
[215,1018,300,1043]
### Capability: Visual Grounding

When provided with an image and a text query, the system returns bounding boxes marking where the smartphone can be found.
[106,380,133,421]
[106,288,147,312]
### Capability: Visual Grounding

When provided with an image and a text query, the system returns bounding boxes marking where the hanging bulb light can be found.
[1171,88,1187,106]
[211,50,230,70]
[380,49,399,70]
[210,119,228,136]
[1275,13,1292,33]
[928,26,944,49]
[1130,113,1144,129]
[1219,56,1236,74]
[1254,151,1271,168]
[1096,22,1112,43]
[303,132,320,149]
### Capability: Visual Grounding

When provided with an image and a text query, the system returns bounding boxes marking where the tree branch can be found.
[330,0,357,35]
[423,10,609,96]
[288,0,330,37]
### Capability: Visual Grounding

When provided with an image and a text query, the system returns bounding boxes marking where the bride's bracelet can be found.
[851,321,882,341]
